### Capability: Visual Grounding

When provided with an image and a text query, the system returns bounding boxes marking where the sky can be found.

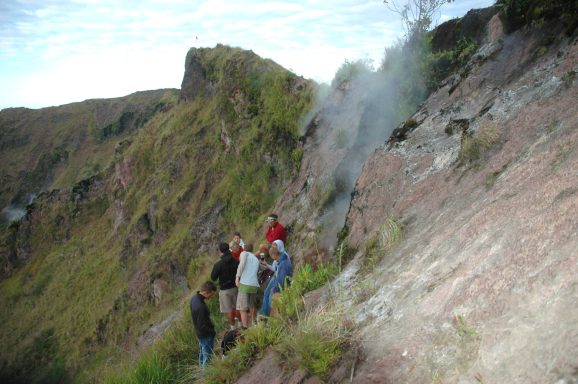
[0,0,495,110]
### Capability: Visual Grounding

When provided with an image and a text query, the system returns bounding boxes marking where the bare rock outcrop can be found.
[340,17,578,384]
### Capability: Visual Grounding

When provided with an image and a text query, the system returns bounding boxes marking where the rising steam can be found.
[316,39,428,248]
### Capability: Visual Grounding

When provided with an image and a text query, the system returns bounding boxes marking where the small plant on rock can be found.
[458,121,500,166]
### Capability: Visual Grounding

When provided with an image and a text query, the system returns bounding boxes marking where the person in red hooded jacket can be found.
[265,213,286,244]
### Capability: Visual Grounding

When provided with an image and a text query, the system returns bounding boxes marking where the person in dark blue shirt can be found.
[190,281,217,368]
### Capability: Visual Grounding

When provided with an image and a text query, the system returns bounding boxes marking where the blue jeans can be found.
[198,336,215,368]
[259,279,274,316]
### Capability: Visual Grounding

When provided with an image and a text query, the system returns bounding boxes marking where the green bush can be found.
[497,0,578,34]
[423,37,478,90]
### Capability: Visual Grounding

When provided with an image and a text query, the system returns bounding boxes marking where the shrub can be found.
[497,0,578,34]
[423,37,479,90]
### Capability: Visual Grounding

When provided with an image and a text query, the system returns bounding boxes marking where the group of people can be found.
[190,214,292,367]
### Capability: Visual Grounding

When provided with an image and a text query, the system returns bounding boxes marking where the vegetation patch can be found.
[497,0,578,35]
[458,121,501,166]
[274,306,353,378]
[485,163,509,190]
[453,314,477,338]
[273,262,337,321]
[423,37,479,91]
[361,215,404,273]
[352,277,379,304]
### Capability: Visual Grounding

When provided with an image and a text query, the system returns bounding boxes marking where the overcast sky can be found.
[0,0,494,110]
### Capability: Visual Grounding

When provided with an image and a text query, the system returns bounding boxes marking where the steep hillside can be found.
[0,89,177,223]
[0,45,314,383]
[340,13,578,384]
[230,6,577,384]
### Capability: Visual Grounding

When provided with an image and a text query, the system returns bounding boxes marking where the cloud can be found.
[0,0,495,109]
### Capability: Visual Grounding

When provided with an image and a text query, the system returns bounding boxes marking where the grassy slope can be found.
[0,45,314,383]
[0,89,177,211]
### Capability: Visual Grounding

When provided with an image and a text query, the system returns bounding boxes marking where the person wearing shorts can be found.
[235,243,260,328]
[211,242,239,330]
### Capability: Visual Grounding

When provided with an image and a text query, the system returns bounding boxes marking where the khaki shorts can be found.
[219,287,238,313]
[236,291,257,310]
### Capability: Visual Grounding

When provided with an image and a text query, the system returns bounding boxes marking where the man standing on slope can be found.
[211,242,240,330]
[265,213,286,244]
[190,281,217,368]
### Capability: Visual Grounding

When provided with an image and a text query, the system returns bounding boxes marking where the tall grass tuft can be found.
[273,262,337,320]
[459,122,500,165]
[131,352,174,384]
[362,214,404,272]
[379,214,404,251]
[275,305,352,377]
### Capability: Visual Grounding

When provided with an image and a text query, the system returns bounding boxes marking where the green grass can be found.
[202,321,285,384]
[273,262,338,320]
[0,45,314,383]
[274,306,352,377]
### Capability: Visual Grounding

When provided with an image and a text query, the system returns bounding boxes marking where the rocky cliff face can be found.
[236,10,578,384]
[338,15,578,384]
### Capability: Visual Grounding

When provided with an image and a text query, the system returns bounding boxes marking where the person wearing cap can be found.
[265,213,286,244]
[210,242,240,329]
[190,281,217,368]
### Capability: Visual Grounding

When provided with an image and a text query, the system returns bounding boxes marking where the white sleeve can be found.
[237,251,247,277]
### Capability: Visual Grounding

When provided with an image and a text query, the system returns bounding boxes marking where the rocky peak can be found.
[180,47,209,102]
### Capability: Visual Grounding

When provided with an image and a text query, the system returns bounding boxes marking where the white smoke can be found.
[316,41,427,248]
[1,206,26,223]
[0,193,37,224]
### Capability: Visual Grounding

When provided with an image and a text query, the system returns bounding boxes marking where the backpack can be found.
[259,268,274,286]
[221,329,241,356]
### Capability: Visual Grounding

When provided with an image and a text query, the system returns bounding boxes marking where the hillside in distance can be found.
[0,89,178,223]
